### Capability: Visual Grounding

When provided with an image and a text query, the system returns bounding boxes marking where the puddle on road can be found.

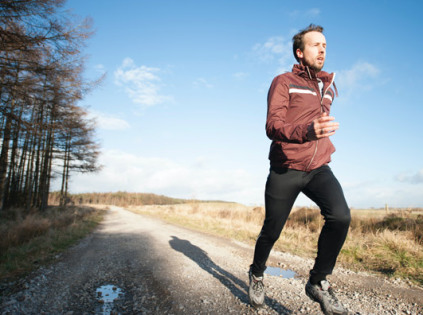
[96,284,124,315]
[265,266,298,279]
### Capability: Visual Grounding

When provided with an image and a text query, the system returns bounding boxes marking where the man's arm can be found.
[265,77,310,143]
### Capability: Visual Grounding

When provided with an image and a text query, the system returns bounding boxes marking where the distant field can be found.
[127,202,423,286]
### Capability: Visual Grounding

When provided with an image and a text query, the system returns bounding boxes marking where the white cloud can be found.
[252,36,292,73]
[339,178,423,208]
[336,61,380,100]
[395,169,423,184]
[233,72,249,79]
[306,8,321,17]
[193,78,214,89]
[88,110,130,130]
[289,8,320,18]
[58,150,263,205]
[114,58,172,107]
[337,62,379,86]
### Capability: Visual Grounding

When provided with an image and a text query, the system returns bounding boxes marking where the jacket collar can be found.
[292,64,338,97]
[292,64,332,81]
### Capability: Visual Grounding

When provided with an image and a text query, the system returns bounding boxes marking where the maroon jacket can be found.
[266,64,338,171]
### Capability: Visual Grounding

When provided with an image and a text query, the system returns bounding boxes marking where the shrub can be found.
[286,207,322,232]
[352,213,423,244]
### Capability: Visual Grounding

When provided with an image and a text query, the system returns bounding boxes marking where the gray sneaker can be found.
[248,270,265,308]
[305,280,348,315]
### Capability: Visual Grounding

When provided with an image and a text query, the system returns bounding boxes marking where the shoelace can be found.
[252,278,264,292]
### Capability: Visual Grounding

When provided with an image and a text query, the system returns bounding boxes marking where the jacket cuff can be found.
[303,123,312,142]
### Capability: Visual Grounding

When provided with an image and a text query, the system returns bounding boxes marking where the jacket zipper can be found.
[306,138,319,171]
[305,72,336,171]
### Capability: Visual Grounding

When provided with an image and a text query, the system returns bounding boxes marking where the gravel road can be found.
[1,206,422,315]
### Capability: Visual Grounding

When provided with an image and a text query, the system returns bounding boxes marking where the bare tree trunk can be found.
[40,123,53,211]
[17,129,30,198]
[60,135,70,207]
[3,104,24,208]
[64,137,71,205]
[59,141,67,207]
[32,101,46,209]
[25,134,36,212]
[0,107,13,210]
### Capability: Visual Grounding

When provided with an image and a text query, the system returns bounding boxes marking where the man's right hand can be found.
[306,112,339,140]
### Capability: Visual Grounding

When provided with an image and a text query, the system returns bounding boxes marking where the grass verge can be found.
[0,205,104,282]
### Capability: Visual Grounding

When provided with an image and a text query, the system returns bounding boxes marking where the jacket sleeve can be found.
[265,77,310,143]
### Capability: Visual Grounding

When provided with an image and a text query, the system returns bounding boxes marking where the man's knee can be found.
[327,209,351,230]
[338,213,351,228]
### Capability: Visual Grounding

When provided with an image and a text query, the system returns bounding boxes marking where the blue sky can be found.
[57,0,423,208]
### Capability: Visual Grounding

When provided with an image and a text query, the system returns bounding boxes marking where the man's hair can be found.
[292,24,324,62]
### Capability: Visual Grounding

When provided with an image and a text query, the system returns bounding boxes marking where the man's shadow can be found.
[169,236,292,314]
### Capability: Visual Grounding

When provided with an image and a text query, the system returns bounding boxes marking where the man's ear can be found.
[296,48,303,60]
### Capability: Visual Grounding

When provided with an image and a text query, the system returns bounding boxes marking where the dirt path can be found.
[1,206,422,315]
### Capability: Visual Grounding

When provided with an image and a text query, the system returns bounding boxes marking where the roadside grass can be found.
[0,206,104,282]
[128,203,423,286]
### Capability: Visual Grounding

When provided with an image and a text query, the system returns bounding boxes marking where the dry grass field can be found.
[0,206,104,281]
[128,202,423,286]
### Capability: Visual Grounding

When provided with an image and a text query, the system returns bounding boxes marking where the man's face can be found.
[296,31,326,72]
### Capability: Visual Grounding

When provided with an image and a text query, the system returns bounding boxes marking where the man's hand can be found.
[307,112,339,140]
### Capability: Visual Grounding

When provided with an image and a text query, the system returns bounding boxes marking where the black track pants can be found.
[251,165,351,278]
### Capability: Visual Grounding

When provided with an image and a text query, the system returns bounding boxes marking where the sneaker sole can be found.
[306,290,348,315]
[248,291,264,309]
[249,300,264,309]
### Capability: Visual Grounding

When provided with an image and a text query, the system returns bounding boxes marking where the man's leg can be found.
[303,165,350,315]
[249,167,301,308]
